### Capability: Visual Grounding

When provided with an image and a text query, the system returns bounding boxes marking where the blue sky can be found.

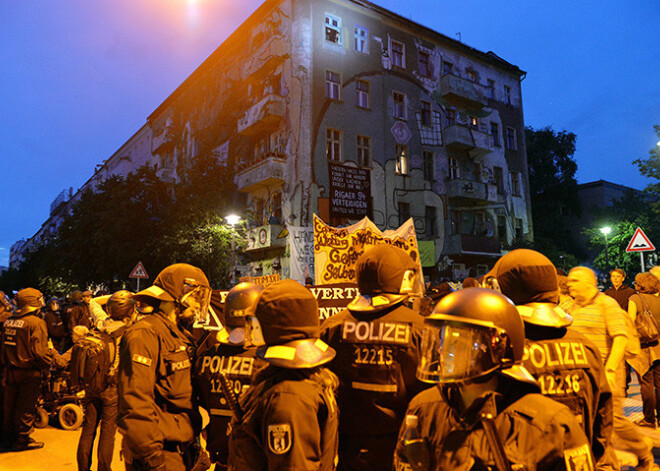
[1,0,659,268]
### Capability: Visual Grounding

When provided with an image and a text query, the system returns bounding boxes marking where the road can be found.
[0,424,122,471]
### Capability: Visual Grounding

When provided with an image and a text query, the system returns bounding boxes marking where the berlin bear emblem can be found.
[268,423,292,454]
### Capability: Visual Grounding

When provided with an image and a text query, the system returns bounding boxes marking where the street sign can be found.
[129,261,149,279]
[626,227,656,252]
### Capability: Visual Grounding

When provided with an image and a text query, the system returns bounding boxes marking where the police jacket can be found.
[320,302,427,435]
[43,308,66,339]
[523,325,613,464]
[194,340,266,464]
[228,365,339,471]
[1,310,52,373]
[117,312,200,466]
[64,302,93,333]
[394,376,593,471]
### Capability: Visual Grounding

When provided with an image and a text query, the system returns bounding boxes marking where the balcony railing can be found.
[443,123,494,157]
[446,233,501,255]
[441,74,487,107]
[237,94,286,136]
[242,36,289,79]
[235,152,287,192]
[445,178,502,204]
[245,224,287,252]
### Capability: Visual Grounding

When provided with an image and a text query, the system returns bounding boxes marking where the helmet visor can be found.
[179,279,212,324]
[417,320,505,384]
[244,315,266,347]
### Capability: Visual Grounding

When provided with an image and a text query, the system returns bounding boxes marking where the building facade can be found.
[12,0,532,281]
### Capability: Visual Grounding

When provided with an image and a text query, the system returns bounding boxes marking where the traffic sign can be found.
[626,227,656,252]
[129,261,149,279]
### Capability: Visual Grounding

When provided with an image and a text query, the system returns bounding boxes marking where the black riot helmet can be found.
[107,290,136,321]
[418,288,534,386]
[216,282,264,345]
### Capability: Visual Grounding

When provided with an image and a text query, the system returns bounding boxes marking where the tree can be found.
[524,126,584,266]
[633,125,660,212]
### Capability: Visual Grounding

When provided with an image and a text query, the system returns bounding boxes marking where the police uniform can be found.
[42,299,66,352]
[320,245,427,470]
[228,279,339,471]
[195,339,265,467]
[118,312,199,470]
[394,377,594,471]
[1,288,53,450]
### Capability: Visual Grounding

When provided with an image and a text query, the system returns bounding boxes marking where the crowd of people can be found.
[0,246,659,470]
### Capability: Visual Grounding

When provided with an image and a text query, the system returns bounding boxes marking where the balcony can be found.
[443,124,494,157]
[242,36,289,79]
[446,233,501,255]
[445,178,503,204]
[235,152,287,192]
[245,224,287,252]
[441,74,487,108]
[237,94,286,137]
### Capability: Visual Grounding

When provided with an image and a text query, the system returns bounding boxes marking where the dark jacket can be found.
[228,365,339,471]
[117,313,199,466]
[1,310,53,374]
[394,376,593,470]
[42,307,66,339]
[604,284,635,310]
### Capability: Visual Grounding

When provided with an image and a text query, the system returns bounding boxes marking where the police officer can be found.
[1,288,54,451]
[320,244,427,470]
[42,297,67,352]
[194,282,267,469]
[488,249,615,468]
[394,288,594,471]
[228,279,339,470]
[118,263,212,471]
[78,290,137,471]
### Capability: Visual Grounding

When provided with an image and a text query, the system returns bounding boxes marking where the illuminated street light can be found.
[225,214,241,284]
[600,226,612,273]
[225,214,241,226]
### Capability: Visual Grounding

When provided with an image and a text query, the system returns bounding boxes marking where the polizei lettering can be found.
[3,319,25,328]
[341,321,410,345]
[522,341,589,371]
[200,355,255,377]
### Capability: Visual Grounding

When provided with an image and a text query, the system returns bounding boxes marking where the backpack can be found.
[636,294,660,348]
[70,332,115,396]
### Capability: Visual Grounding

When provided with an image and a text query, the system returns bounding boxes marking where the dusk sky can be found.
[2,0,659,268]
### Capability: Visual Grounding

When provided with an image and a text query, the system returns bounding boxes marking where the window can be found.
[354,25,368,52]
[425,206,437,237]
[503,85,512,104]
[325,70,341,100]
[326,128,342,161]
[420,101,432,127]
[423,151,434,181]
[487,79,495,99]
[510,171,521,196]
[398,202,410,226]
[469,116,478,128]
[466,69,477,82]
[393,92,406,119]
[419,51,430,77]
[325,14,341,44]
[450,210,461,234]
[493,166,504,194]
[396,145,408,175]
[505,127,516,150]
[356,80,370,109]
[448,157,460,179]
[474,212,486,236]
[497,214,506,238]
[491,122,500,147]
[391,40,405,68]
[357,135,371,167]
[514,218,523,239]
[472,162,482,181]
[442,61,453,75]
[446,109,456,127]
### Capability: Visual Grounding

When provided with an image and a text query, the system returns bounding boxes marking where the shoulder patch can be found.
[132,354,153,367]
[564,443,594,471]
[268,423,292,455]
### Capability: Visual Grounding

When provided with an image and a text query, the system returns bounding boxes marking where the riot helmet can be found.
[70,290,83,304]
[217,282,264,345]
[417,288,534,385]
[47,297,60,311]
[107,290,136,321]
[14,288,46,316]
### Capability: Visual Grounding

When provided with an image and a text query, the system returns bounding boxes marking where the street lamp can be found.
[226,214,241,284]
[600,226,612,274]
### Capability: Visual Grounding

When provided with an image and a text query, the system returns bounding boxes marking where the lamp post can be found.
[226,214,241,285]
[600,226,612,274]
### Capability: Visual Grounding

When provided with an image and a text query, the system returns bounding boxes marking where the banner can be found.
[313,214,424,294]
[328,162,371,219]
[289,226,315,283]
[308,282,359,320]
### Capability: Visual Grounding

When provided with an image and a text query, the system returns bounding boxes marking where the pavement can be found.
[1,376,660,470]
